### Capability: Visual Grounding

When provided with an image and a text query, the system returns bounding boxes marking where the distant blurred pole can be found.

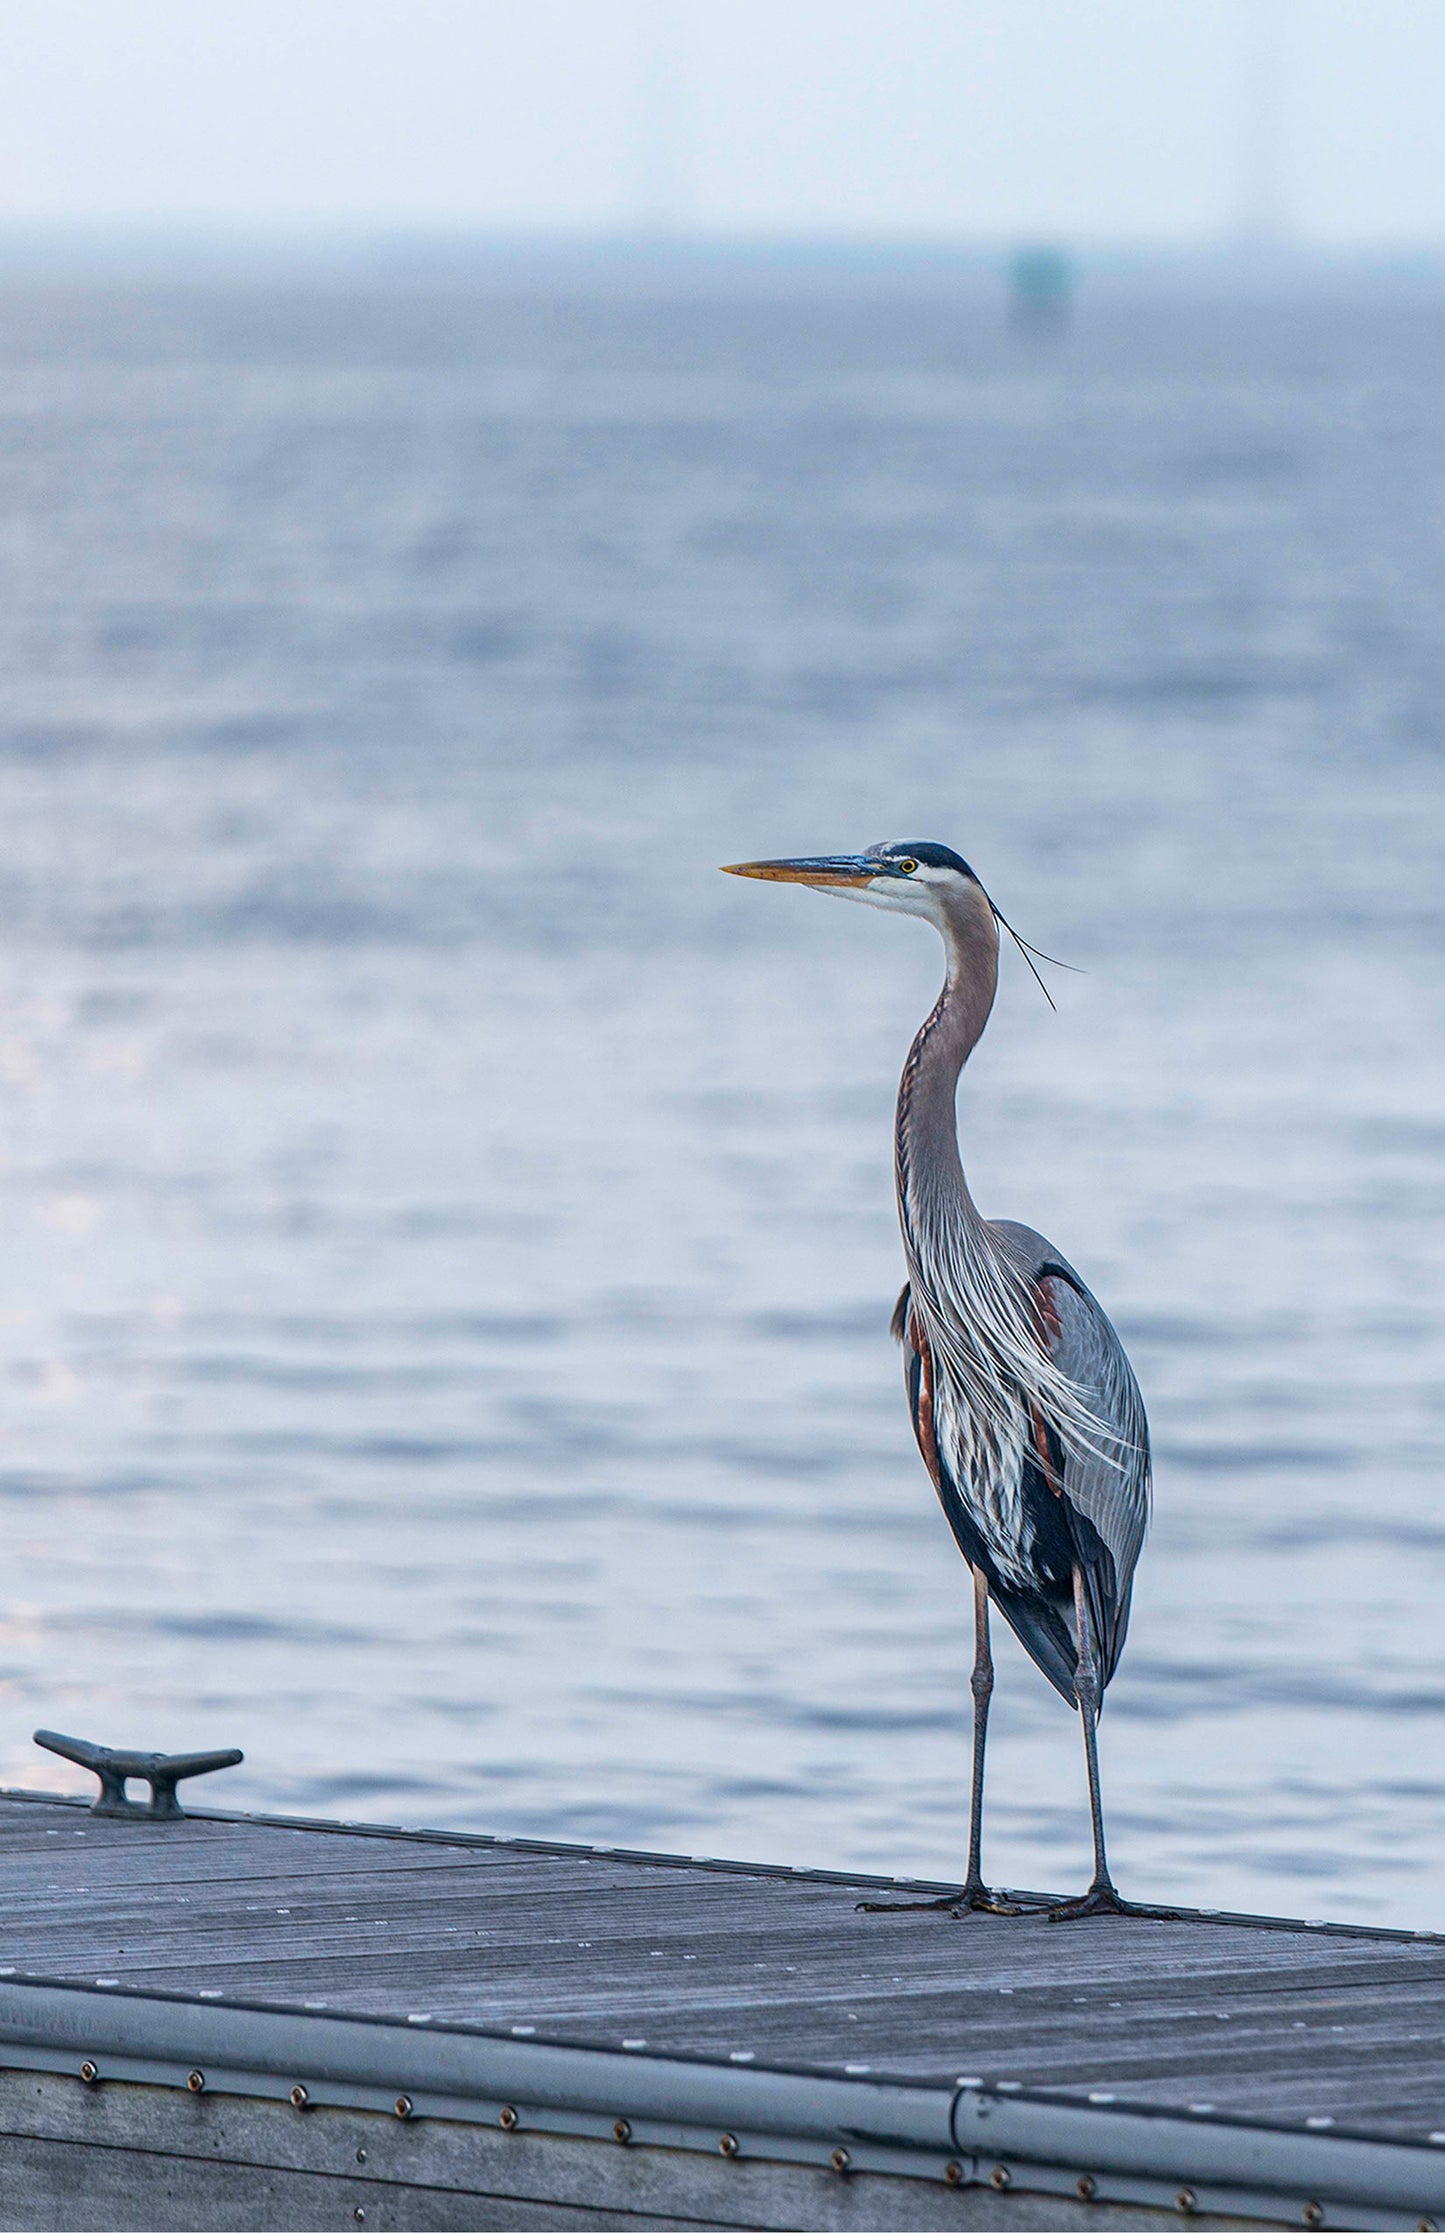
[632,0,690,235]
[1007,245,1074,336]
[1233,0,1289,243]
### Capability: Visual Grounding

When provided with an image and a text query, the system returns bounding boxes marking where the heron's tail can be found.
[990,1587,1078,1707]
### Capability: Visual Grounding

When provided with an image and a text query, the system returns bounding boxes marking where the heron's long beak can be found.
[721,855,879,886]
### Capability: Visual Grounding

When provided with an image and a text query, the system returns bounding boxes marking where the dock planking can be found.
[0,1796,1439,2131]
[0,1789,1442,2227]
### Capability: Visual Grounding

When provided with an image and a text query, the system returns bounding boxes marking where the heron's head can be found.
[722,841,990,933]
[723,842,1070,1007]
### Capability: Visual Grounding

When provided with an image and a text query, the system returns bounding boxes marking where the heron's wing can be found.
[894,1282,1080,1703]
[1036,1265,1150,1685]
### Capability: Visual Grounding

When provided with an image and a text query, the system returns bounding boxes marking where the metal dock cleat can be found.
[32,1729,243,1820]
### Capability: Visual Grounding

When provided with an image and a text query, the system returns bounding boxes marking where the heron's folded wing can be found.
[1037,1267,1150,1683]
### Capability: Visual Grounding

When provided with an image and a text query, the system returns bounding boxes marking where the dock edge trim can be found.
[0,1978,1439,2222]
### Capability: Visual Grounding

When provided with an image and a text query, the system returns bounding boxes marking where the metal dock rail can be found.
[0,1782,1442,2230]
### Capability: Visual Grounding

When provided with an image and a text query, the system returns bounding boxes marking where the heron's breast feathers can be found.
[898,1222,1126,1594]
[902,1298,1057,1591]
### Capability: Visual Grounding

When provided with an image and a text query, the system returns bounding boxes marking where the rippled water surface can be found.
[0,259,1442,1925]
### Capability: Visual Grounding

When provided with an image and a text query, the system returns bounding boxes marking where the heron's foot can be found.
[856,1883,1025,1918]
[950,1883,1026,1918]
[1045,1882,1178,1922]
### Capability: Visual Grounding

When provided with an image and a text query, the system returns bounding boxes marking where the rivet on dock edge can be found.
[1077,2174,1098,2200]
[290,2084,310,2110]
[394,2095,413,2120]
[718,2132,739,2157]
[612,2118,631,2144]
[79,2061,98,2086]
[831,2147,851,2174]
[944,2161,964,2187]
[499,2105,518,2131]
[990,2164,1011,2192]
[186,2070,205,2094]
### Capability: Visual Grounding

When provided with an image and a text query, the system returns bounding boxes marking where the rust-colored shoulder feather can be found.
[894,1282,942,1490]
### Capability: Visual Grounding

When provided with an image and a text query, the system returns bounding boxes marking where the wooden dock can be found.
[0,1786,1441,2230]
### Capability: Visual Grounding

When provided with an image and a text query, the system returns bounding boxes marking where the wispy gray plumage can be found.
[723,839,1150,1919]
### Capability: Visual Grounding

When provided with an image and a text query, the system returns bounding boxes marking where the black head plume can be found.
[988,903,1084,1011]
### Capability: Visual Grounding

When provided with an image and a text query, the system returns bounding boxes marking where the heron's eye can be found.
[896,858,919,875]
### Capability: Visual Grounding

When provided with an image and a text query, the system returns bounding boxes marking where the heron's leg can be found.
[964,1563,992,1884]
[1047,1565,1135,1921]
[952,1568,1022,1913]
[859,1568,1023,1918]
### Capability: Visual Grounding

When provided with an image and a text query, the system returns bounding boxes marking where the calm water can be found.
[0,257,1441,1926]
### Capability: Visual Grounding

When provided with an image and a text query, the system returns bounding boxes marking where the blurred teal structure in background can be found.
[1008,244,1074,333]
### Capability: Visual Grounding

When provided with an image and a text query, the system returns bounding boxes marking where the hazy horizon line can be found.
[0,219,1440,268]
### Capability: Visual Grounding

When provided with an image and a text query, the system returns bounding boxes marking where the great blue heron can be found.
[723,841,1149,1921]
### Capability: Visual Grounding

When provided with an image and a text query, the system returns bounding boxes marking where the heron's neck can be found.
[895,926,997,1247]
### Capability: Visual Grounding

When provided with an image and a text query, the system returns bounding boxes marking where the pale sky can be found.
[0,0,1440,245]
